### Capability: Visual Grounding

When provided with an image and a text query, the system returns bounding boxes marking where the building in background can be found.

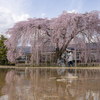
[16,42,100,66]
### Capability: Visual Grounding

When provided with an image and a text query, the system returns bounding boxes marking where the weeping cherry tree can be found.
[4,10,100,64]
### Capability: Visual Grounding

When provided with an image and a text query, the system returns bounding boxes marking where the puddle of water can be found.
[0,68,100,100]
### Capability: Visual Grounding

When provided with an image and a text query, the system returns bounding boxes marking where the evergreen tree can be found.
[0,35,8,65]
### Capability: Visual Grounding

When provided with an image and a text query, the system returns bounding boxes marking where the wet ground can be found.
[0,67,100,100]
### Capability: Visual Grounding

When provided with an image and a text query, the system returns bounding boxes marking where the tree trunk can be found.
[55,48,62,62]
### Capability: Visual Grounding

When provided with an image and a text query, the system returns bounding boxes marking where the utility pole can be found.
[37,29,39,66]
[74,36,77,76]
[75,36,77,67]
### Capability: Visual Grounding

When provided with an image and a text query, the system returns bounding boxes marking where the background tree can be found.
[0,35,8,65]
[4,11,100,64]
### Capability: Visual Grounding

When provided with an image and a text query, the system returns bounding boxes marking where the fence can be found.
[77,63,100,67]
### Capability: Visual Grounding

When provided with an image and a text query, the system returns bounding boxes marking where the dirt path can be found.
[0,65,100,69]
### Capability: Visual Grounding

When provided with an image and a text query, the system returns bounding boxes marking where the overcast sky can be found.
[0,0,100,34]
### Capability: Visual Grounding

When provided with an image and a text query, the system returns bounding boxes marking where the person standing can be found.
[66,49,75,67]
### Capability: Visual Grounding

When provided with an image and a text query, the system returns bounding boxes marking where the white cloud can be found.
[42,13,45,18]
[0,7,11,13]
[12,14,30,22]
[67,10,78,13]
[0,7,30,34]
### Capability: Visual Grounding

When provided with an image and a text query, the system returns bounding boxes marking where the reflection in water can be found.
[0,68,100,100]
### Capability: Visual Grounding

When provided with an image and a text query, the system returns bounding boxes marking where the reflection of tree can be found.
[1,69,100,100]
[2,70,21,100]
[56,81,66,99]
[55,69,100,100]
[0,69,8,96]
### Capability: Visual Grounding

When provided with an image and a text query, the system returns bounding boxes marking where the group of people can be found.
[57,48,75,67]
